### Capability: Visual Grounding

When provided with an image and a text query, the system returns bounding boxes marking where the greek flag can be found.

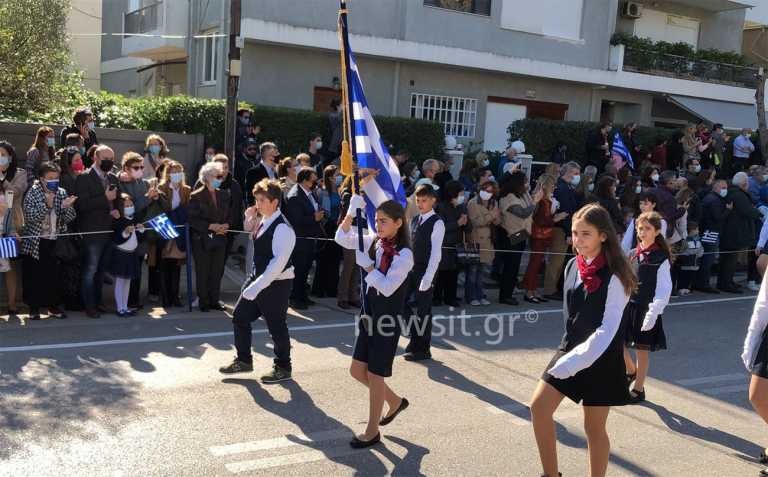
[345,47,407,232]
[0,237,17,258]
[148,213,179,240]
[611,132,634,170]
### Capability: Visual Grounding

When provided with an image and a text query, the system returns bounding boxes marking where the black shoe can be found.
[540,473,562,477]
[627,388,645,404]
[337,301,352,310]
[290,300,308,310]
[445,301,461,308]
[718,286,743,294]
[500,297,519,306]
[199,306,210,312]
[759,450,768,464]
[760,468,768,476]
[116,310,130,318]
[49,307,67,320]
[219,359,254,374]
[543,293,563,301]
[626,373,636,386]
[7,308,17,316]
[304,298,316,306]
[694,286,720,294]
[210,303,226,311]
[404,351,432,362]
[349,300,361,308]
[523,295,542,304]
[29,314,41,321]
[85,308,101,319]
[261,365,292,383]
[380,397,409,426]
[350,432,381,449]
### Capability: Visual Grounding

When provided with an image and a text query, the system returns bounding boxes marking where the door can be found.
[313,87,341,113]
[483,102,527,152]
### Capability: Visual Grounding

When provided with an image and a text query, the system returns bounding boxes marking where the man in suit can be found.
[75,145,119,318]
[285,167,325,309]
[245,142,279,206]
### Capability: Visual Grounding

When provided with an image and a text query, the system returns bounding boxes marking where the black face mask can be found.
[246,150,257,158]
[99,160,114,172]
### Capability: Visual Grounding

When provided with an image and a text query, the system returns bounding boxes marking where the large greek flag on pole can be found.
[611,132,634,170]
[346,51,407,232]
[148,213,180,240]
[0,237,17,258]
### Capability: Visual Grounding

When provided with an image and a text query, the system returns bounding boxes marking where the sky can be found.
[746,2,768,24]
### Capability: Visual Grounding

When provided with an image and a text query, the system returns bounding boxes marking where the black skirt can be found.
[751,328,768,379]
[542,347,630,407]
[352,312,401,378]
[624,301,667,352]
[110,248,140,279]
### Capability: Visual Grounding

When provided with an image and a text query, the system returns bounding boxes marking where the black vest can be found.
[251,215,293,278]
[410,213,440,276]
[365,244,411,318]
[631,249,668,307]
[559,260,617,352]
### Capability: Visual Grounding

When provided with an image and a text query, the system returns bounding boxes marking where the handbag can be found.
[202,232,227,251]
[508,229,530,247]
[54,236,79,262]
[456,232,480,266]
[162,239,186,260]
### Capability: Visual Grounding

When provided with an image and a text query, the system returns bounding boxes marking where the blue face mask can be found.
[45,180,59,192]
[46,137,55,148]
[79,146,86,155]
[149,145,161,155]
[719,188,728,198]
[124,206,135,218]
[211,178,223,190]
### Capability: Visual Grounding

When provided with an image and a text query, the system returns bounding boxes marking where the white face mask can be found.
[479,190,492,201]
[635,185,642,194]
[411,170,421,181]
[570,175,581,187]
[693,165,701,173]
[0,156,9,167]
[719,188,728,198]
[293,165,301,175]
[131,169,143,180]
[315,140,323,150]
[170,172,184,184]
[481,159,489,167]
[487,175,495,182]
[651,173,660,182]
[205,154,214,162]
[455,194,465,205]
[87,121,95,131]
[587,183,595,192]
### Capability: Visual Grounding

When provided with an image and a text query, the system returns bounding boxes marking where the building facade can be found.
[101,0,759,151]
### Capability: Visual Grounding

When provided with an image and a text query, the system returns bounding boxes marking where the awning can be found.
[667,0,755,12]
[667,95,757,130]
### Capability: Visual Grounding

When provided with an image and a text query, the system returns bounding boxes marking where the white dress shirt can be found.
[758,219,768,250]
[642,259,672,329]
[549,260,630,378]
[171,184,181,210]
[334,226,414,298]
[301,185,319,212]
[734,135,755,159]
[743,274,768,368]
[414,209,445,288]
[246,211,296,297]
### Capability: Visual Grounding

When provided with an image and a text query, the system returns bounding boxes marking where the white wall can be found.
[68,0,102,91]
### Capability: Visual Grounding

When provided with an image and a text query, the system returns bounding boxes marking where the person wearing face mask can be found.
[189,162,231,312]
[75,145,121,318]
[276,157,299,196]
[0,141,27,315]
[57,148,86,311]
[20,163,77,320]
[245,142,279,206]
[459,158,480,198]
[156,161,191,308]
[696,179,731,293]
[466,180,500,306]
[26,126,56,185]
[401,162,419,196]
[733,128,755,173]
[143,134,168,179]
[59,106,99,151]
[719,172,762,294]
[307,132,326,170]
[312,165,343,299]
[285,168,325,309]
[432,180,468,308]
[59,149,85,195]
[327,98,344,161]
[109,194,147,317]
[684,158,702,185]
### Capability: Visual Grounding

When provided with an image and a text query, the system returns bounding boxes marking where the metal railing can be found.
[124,1,163,36]
[622,46,759,89]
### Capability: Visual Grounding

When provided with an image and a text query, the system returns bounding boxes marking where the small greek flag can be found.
[148,213,180,240]
[0,237,17,258]
[611,132,634,170]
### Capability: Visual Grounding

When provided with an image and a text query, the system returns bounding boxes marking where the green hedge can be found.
[1,91,445,163]
[508,118,676,165]
[610,33,752,66]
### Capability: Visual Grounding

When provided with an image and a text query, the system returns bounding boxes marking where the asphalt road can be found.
[1,292,767,476]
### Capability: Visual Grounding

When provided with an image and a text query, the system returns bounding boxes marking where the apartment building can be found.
[101,0,760,151]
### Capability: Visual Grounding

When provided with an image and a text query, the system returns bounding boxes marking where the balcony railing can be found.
[622,46,759,89]
[124,1,163,36]
[423,0,491,16]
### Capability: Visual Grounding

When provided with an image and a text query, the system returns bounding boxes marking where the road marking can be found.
[209,429,350,456]
[675,373,747,386]
[0,295,756,353]
[485,403,580,424]
[224,445,361,473]
[700,384,747,396]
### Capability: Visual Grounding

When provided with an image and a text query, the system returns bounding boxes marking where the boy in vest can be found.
[220,179,296,383]
[404,184,445,361]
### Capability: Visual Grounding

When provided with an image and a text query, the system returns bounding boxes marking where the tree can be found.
[0,0,82,115]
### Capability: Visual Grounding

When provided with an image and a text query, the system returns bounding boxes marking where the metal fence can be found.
[124,1,163,36]
[623,46,759,89]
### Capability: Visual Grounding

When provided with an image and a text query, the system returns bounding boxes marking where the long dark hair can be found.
[323,164,338,195]
[0,141,19,181]
[636,211,672,261]
[375,200,410,250]
[572,203,637,295]
[500,170,527,198]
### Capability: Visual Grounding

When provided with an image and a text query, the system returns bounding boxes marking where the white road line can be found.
[209,429,350,456]
[701,384,748,396]
[0,295,756,353]
[225,445,362,473]
[675,373,747,386]
[485,403,580,424]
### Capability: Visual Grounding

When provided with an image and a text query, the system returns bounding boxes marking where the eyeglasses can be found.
[215,175,225,180]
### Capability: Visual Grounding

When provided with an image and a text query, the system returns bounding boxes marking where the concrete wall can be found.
[101,0,127,62]
[0,123,205,183]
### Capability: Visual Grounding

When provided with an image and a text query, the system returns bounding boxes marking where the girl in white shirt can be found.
[530,203,636,477]
[742,268,768,474]
[110,194,145,317]
[335,195,414,450]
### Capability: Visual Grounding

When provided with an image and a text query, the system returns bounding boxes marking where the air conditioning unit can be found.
[622,1,643,19]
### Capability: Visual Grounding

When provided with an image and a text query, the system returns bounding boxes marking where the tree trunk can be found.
[756,68,768,165]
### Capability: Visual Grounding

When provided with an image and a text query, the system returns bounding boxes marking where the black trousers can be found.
[434,269,459,304]
[499,236,526,301]
[232,278,292,370]
[128,260,143,307]
[406,272,434,353]
[22,239,61,310]
[311,239,342,298]
[290,248,313,303]
[160,258,182,306]
[717,248,738,288]
[192,238,227,308]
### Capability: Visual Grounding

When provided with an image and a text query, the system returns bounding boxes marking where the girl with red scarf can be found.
[623,211,672,405]
[530,204,636,477]
[335,188,414,450]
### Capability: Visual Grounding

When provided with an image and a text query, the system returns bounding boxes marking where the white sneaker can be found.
[678,288,690,296]
[470,300,481,306]
[480,299,491,306]
[748,281,760,291]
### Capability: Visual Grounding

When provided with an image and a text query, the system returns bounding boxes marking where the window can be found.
[201,31,219,85]
[423,0,491,16]
[634,10,700,49]
[500,0,583,41]
[410,93,478,138]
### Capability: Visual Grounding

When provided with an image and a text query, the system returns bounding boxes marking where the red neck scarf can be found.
[379,238,399,274]
[576,253,607,294]
[634,242,659,262]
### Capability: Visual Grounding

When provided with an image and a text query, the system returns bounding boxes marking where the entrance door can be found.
[484,102,527,152]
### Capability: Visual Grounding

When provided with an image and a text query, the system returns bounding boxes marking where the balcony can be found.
[122,1,187,61]
[665,0,755,12]
[612,45,759,89]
